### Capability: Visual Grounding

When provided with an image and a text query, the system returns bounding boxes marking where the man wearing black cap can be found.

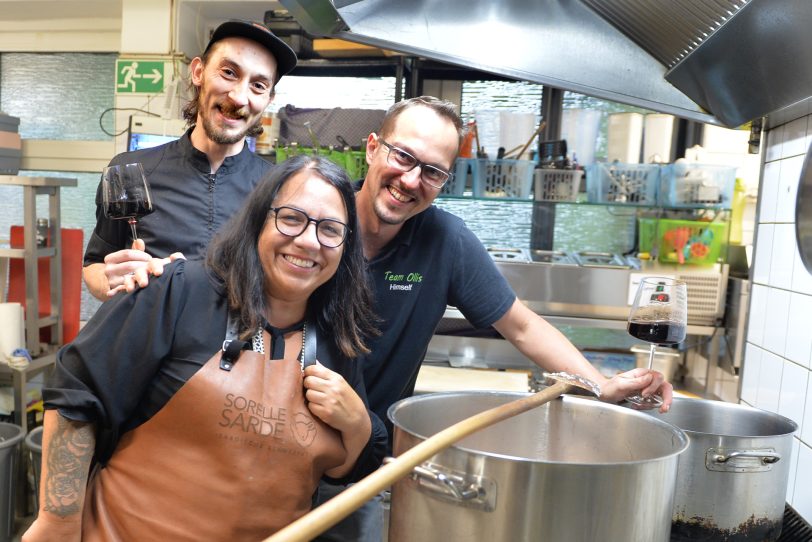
[83,20,297,300]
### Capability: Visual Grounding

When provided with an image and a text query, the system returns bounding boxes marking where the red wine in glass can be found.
[627,321,686,345]
[102,163,154,242]
[625,278,688,408]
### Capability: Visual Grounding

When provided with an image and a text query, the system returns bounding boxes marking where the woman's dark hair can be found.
[206,154,378,358]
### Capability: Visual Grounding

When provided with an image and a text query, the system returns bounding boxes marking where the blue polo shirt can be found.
[362,203,516,437]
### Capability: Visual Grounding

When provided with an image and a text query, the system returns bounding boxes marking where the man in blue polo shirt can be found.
[315,96,674,541]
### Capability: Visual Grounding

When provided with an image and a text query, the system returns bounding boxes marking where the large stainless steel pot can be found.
[387,392,689,542]
[646,397,798,541]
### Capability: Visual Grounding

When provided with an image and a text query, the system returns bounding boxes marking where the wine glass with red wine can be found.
[101,163,154,243]
[626,277,687,407]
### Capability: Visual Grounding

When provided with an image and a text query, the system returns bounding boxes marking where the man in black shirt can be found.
[83,20,296,300]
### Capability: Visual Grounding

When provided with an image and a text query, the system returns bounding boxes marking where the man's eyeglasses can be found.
[270,206,349,248]
[379,139,453,189]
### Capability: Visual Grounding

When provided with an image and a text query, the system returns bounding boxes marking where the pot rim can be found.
[388,391,690,466]
[650,396,799,438]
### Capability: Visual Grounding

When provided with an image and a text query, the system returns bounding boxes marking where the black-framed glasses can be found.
[379,139,453,189]
[270,206,350,248]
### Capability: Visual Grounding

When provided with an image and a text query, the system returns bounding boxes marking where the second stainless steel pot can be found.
[646,397,798,541]
[387,392,689,542]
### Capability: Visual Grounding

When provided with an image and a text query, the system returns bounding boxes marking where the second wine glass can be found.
[101,162,154,242]
[625,277,687,407]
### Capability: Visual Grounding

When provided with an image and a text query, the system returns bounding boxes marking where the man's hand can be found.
[83,239,185,300]
[101,238,152,295]
[601,368,674,413]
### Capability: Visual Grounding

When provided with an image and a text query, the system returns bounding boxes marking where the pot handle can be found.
[706,448,782,472]
[383,458,495,510]
[712,450,781,464]
[411,463,481,501]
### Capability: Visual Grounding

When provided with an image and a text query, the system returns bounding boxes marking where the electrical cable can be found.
[98,107,160,137]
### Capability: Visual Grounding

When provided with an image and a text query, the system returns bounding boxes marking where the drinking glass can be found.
[626,277,687,407]
[101,162,154,242]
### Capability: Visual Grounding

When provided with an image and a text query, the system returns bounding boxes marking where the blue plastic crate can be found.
[585,163,660,206]
[659,163,736,209]
[472,159,534,199]
[534,169,583,201]
[445,158,478,196]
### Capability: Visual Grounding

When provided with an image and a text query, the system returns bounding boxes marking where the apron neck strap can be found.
[220,312,318,371]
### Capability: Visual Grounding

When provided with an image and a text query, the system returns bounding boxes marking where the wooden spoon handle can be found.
[264,382,571,542]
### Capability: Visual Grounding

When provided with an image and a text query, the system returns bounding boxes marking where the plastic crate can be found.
[534,169,583,201]
[472,159,534,199]
[276,147,368,180]
[275,146,314,162]
[344,150,368,180]
[659,163,736,208]
[638,218,728,265]
[445,158,479,196]
[585,163,659,205]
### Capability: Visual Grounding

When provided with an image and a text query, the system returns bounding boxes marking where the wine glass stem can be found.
[128,218,138,243]
[647,343,656,370]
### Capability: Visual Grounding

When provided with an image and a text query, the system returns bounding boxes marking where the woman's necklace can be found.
[259,319,307,370]
[298,323,306,369]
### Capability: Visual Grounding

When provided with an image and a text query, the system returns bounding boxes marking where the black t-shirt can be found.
[363,204,516,434]
[44,260,386,482]
[83,129,272,264]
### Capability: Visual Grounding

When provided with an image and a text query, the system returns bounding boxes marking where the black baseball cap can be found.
[205,20,298,81]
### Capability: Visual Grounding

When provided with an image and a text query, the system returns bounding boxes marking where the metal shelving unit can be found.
[0,175,77,431]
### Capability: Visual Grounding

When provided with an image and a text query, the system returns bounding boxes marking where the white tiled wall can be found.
[743,112,812,523]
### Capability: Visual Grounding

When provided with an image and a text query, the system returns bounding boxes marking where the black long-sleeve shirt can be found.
[84,129,272,264]
[44,259,386,483]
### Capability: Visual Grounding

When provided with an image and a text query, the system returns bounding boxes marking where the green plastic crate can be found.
[344,151,368,180]
[275,147,367,180]
[639,218,727,265]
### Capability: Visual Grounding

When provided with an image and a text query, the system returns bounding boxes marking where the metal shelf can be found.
[0,175,77,433]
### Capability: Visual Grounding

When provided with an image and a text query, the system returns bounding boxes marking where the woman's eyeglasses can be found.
[270,206,349,248]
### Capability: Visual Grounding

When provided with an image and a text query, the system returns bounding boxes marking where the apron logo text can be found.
[219,393,288,440]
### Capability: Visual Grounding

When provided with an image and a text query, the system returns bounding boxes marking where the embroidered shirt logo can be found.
[384,270,423,291]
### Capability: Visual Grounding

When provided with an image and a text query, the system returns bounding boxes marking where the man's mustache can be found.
[218,100,249,120]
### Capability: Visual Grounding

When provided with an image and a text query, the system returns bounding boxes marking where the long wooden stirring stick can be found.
[264,373,599,542]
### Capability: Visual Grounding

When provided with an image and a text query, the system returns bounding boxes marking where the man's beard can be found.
[373,194,409,225]
[200,98,262,145]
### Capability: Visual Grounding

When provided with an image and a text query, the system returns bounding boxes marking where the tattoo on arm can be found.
[43,416,95,517]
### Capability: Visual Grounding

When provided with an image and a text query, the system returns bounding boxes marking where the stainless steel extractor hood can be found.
[279,0,812,128]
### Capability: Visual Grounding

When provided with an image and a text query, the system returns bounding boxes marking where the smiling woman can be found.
[25,155,385,541]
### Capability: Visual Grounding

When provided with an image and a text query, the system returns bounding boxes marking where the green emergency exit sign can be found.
[115,60,164,93]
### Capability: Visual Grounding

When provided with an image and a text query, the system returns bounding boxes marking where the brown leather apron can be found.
[82,324,346,541]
